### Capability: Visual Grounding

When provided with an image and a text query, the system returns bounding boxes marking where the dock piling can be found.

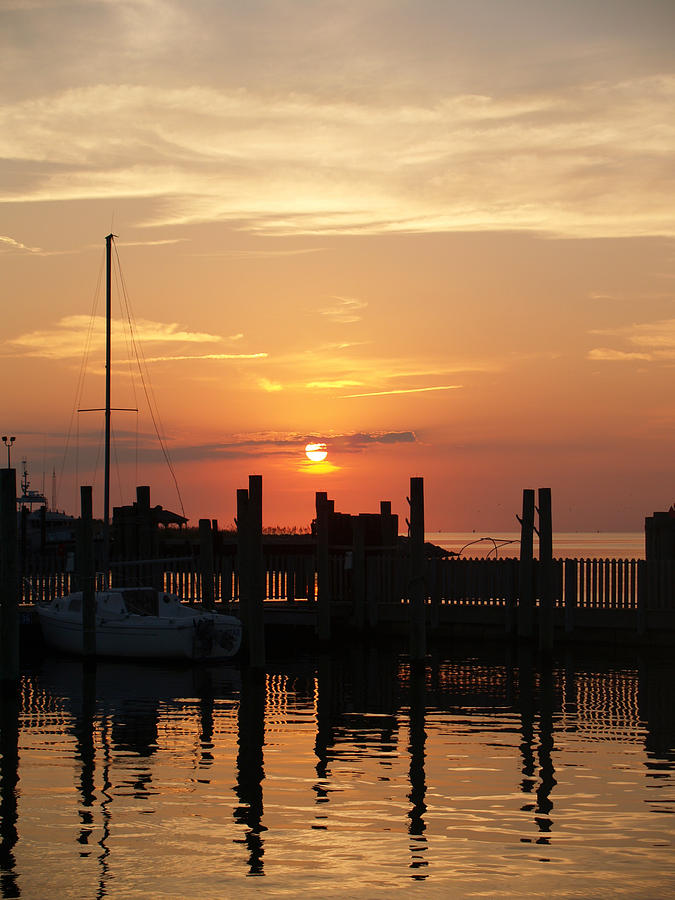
[247,475,266,669]
[0,469,19,683]
[199,518,215,609]
[315,492,332,641]
[408,477,426,662]
[538,487,554,655]
[518,489,535,639]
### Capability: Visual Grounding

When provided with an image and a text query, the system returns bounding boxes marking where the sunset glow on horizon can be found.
[1,1,674,532]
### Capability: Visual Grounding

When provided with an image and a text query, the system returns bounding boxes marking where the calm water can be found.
[1,645,674,899]
[431,532,645,560]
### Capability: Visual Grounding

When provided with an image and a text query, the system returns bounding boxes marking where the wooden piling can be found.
[408,477,426,662]
[353,516,366,631]
[637,558,647,636]
[538,487,554,655]
[0,469,19,683]
[247,475,265,668]
[199,518,215,609]
[79,486,96,658]
[315,492,331,641]
[236,488,250,633]
[518,489,535,639]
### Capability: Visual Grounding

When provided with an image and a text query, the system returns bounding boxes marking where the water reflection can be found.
[4,646,675,898]
[233,669,267,876]
[407,665,427,878]
[0,686,20,899]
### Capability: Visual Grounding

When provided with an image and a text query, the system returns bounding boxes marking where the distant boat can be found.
[38,587,242,661]
[36,235,242,661]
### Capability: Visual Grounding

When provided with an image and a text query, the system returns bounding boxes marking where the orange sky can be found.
[1,1,674,532]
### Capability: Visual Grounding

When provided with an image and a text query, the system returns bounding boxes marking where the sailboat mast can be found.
[104,233,113,549]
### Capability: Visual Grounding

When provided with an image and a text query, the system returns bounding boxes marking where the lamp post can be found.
[2,436,15,469]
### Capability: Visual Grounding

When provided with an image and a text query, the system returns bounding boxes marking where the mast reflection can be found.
[0,683,20,898]
[74,662,96,851]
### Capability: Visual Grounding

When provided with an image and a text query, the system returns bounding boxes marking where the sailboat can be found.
[36,235,242,661]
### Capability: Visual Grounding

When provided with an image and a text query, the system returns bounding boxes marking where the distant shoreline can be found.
[430,531,645,560]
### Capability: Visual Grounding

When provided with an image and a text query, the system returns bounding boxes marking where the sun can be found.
[305,442,328,462]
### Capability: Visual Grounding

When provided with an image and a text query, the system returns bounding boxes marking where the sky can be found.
[1,0,674,533]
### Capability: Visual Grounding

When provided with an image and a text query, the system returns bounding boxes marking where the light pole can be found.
[2,436,15,469]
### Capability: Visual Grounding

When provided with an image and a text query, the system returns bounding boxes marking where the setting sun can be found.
[305,442,328,462]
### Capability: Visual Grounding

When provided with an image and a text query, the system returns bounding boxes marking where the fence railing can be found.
[19,552,675,616]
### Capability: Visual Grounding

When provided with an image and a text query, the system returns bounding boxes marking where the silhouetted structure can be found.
[645,508,675,559]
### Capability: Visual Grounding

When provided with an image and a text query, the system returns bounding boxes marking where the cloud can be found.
[118,238,188,247]
[125,429,419,464]
[0,234,41,253]
[193,247,326,259]
[319,296,368,324]
[332,431,417,450]
[587,348,652,361]
[306,379,364,390]
[340,384,463,399]
[1,74,673,239]
[5,314,261,360]
[258,377,282,392]
[588,317,675,362]
[144,352,268,362]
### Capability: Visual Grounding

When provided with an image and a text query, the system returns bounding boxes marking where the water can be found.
[430,532,645,560]
[2,646,673,898]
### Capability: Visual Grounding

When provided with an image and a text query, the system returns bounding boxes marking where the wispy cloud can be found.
[341,384,463,399]
[0,234,42,253]
[118,238,188,248]
[306,379,364,390]
[2,74,673,239]
[132,429,418,464]
[258,377,282,392]
[193,247,325,259]
[145,352,268,362]
[319,296,368,324]
[5,315,262,361]
[587,348,652,362]
[588,318,675,362]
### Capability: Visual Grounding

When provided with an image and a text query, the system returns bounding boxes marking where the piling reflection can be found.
[516,650,557,843]
[407,665,428,879]
[0,685,20,899]
[4,645,675,898]
[73,663,96,851]
[196,669,215,774]
[535,663,556,843]
[234,669,267,876]
[314,653,332,814]
[518,649,537,806]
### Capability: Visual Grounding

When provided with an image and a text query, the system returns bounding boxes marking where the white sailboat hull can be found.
[36,589,242,661]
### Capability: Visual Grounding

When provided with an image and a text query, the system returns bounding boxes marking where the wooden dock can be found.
[4,476,675,681]
[18,549,675,645]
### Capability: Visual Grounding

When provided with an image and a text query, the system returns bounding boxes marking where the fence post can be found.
[79,486,96,658]
[236,488,250,635]
[409,477,426,662]
[518,489,535,639]
[315,492,332,641]
[538,487,554,655]
[0,469,19,683]
[637,559,647,637]
[248,475,265,668]
[564,558,576,635]
[353,516,366,632]
[199,518,215,608]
